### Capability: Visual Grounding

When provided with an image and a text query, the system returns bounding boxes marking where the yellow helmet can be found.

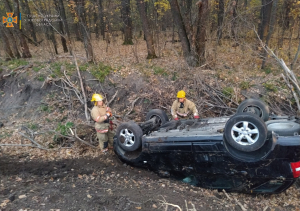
[177,90,186,98]
[91,93,104,102]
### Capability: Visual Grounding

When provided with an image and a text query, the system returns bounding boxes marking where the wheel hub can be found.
[231,121,259,146]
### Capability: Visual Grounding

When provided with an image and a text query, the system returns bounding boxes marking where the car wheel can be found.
[146,109,169,127]
[116,122,143,152]
[224,113,268,152]
[237,99,270,121]
[266,120,300,136]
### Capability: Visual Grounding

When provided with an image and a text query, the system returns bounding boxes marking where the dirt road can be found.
[1,149,299,211]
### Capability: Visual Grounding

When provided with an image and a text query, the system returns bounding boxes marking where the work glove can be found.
[106,111,112,117]
[104,113,110,123]
[174,117,179,121]
[194,116,199,119]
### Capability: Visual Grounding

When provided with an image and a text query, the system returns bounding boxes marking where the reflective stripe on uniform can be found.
[96,129,108,133]
[176,111,188,117]
[96,115,101,122]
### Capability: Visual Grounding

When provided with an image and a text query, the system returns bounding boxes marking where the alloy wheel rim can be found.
[120,128,135,147]
[231,121,259,146]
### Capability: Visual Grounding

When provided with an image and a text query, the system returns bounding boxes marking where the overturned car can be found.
[113,99,300,194]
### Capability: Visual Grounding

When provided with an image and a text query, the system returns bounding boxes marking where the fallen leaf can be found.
[0,199,10,208]
[135,207,142,209]
[19,195,26,199]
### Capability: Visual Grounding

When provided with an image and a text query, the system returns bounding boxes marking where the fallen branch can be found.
[254,27,300,112]
[2,64,33,78]
[107,90,118,106]
[73,128,96,148]
[158,196,182,211]
[0,144,43,148]
[222,189,247,211]
[17,131,48,150]
[49,129,96,148]
[124,97,140,117]
[282,74,300,111]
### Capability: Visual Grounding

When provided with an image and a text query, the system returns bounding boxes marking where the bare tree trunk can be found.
[261,0,278,69]
[217,0,224,45]
[291,39,300,70]
[94,2,100,39]
[20,0,37,43]
[258,0,273,42]
[97,0,105,40]
[278,0,291,48]
[58,0,72,53]
[121,0,133,45]
[0,25,15,59]
[169,0,197,66]
[4,0,21,58]
[181,0,192,40]
[53,0,68,53]
[137,0,157,59]
[76,0,94,62]
[40,1,58,55]
[195,0,208,65]
[12,0,32,58]
[231,0,238,39]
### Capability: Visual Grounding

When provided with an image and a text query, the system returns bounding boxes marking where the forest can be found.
[1,0,300,210]
[0,0,299,67]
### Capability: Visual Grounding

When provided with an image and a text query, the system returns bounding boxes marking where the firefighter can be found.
[171,90,199,120]
[90,93,114,152]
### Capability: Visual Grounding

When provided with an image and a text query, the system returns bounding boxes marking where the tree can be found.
[137,0,157,59]
[258,0,273,42]
[54,0,69,53]
[121,0,133,45]
[261,0,278,69]
[278,0,292,48]
[20,0,37,43]
[12,0,32,58]
[97,0,105,40]
[0,25,15,59]
[195,0,208,65]
[36,0,58,55]
[231,0,238,39]
[217,0,224,44]
[76,0,94,62]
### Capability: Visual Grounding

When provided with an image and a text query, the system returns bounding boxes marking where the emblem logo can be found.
[3,13,18,27]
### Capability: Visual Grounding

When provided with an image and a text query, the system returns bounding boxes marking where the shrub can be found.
[239,81,251,90]
[153,66,168,76]
[263,82,277,92]
[222,87,234,98]
[90,62,112,82]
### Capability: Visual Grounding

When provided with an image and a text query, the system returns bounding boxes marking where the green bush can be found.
[6,59,29,70]
[56,122,74,136]
[222,87,234,98]
[90,62,112,82]
[39,105,50,112]
[50,62,76,78]
[153,66,168,76]
[263,82,277,92]
[239,81,251,90]
[27,123,39,131]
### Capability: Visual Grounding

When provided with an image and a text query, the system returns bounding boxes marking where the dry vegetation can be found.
[1,33,300,210]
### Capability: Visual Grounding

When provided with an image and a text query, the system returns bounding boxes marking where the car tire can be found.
[266,120,300,136]
[116,122,143,152]
[237,99,270,121]
[146,109,169,127]
[224,113,268,152]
